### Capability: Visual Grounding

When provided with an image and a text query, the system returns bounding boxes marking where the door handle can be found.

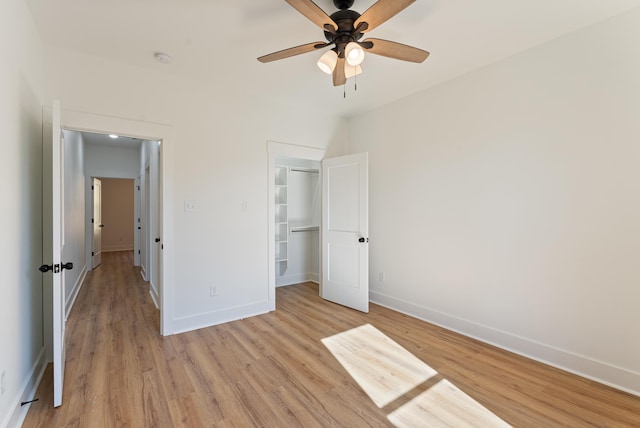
[358,237,369,243]
[62,262,73,271]
[99,224,105,228]
[39,264,53,273]
[39,264,61,273]
[155,238,161,243]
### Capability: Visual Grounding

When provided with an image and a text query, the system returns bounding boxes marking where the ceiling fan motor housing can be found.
[325,9,364,57]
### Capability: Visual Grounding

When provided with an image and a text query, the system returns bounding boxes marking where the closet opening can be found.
[274,157,321,287]
[267,141,325,310]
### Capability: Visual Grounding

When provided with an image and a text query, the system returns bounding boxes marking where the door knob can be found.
[39,264,53,273]
[62,262,73,270]
[99,224,105,228]
[39,264,60,273]
[155,238,161,243]
[358,237,369,243]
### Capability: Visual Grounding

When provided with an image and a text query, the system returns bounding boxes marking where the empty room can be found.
[2,0,640,426]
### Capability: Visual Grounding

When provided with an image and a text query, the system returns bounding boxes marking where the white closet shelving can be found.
[275,165,288,275]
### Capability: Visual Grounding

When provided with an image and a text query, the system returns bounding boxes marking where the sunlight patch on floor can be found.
[388,379,511,427]
[323,324,511,427]
[322,323,437,408]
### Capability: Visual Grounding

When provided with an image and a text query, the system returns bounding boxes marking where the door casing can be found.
[60,109,174,335]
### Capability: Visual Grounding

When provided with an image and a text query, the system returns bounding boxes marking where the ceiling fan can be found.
[258,0,430,86]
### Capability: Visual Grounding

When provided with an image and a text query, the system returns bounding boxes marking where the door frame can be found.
[267,141,326,310]
[91,177,103,269]
[139,165,151,281]
[62,110,175,335]
[134,176,141,266]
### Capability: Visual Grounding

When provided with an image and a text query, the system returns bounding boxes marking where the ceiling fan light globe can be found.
[317,50,338,74]
[345,42,365,66]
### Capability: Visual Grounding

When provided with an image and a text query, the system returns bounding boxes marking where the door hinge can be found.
[92,251,94,256]
[91,218,94,224]
[137,186,140,191]
[138,250,141,255]
[91,185,94,190]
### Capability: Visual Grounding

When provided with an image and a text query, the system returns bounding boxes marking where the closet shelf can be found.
[290,226,319,233]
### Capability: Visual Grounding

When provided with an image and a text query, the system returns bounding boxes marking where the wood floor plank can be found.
[22,251,640,427]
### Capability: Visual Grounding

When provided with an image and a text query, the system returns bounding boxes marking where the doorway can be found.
[56,106,172,335]
[274,156,321,287]
[80,131,162,308]
[267,142,325,311]
[94,177,136,260]
[268,141,370,314]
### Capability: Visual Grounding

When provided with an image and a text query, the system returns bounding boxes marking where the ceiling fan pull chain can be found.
[344,83,346,98]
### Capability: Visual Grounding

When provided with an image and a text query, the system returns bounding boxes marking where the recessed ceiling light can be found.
[109,134,119,139]
[154,52,173,64]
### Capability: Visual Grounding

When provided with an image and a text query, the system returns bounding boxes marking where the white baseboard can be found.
[369,290,640,397]
[65,264,87,320]
[102,245,134,252]
[149,282,159,309]
[171,300,271,335]
[0,348,47,428]
[276,272,319,287]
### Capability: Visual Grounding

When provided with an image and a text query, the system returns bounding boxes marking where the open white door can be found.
[321,152,369,312]
[92,178,103,268]
[40,100,69,407]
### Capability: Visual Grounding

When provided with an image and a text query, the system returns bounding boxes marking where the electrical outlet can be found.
[1,371,6,395]
[378,272,385,282]
[210,286,217,296]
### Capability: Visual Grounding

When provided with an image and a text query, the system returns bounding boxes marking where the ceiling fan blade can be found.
[285,0,338,32]
[355,0,415,33]
[258,41,326,63]
[363,38,430,63]
[333,56,346,86]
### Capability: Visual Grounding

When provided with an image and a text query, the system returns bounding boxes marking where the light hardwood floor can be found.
[23,251,640,427]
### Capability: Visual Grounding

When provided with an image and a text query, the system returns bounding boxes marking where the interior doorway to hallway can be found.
[59,128,163,319]
[55,108,173,337]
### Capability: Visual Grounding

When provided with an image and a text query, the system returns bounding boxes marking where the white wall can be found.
[348,8,640,395]
[45,46,348,333]
[0,1,45,426]
[85,143,140,178]
[61,130,86,318]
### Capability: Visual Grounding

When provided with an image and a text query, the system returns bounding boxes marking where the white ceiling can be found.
[25,0,640,117]
[81,131,142,149]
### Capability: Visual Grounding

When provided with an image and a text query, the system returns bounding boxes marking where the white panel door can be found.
[42,100,67,407]
[321,152,369,313]
[92,178,102,268]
